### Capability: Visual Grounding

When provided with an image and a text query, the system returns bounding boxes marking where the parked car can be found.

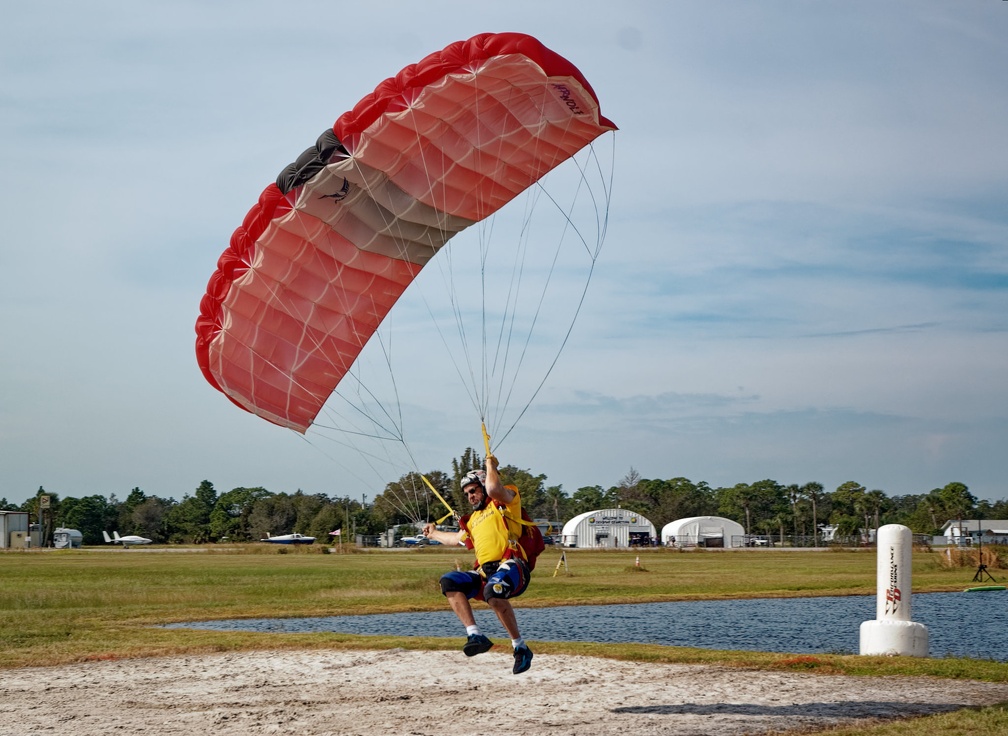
[397,535,441,547]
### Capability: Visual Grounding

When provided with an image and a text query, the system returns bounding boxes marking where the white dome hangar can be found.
[661,516,746,548]
[560,508,656,548]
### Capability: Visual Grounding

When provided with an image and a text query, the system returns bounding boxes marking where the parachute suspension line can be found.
[496,255,599,447]
[288,430,417,520]
[393,69,507,426]
[450,70,561,430]
[490,137,615,448]
[493,192,563,436]
[483,184,539,444]
[586,134,617,255]
[405,95,486,421]
[467,69,496,424]
[485,181,574,445]
[475,79,562,442]
[381,444,440,525]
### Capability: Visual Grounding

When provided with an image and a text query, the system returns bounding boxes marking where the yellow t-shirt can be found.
[462,488,522,566]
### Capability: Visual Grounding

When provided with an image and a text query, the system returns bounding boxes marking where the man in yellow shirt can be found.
[422,456,534,674]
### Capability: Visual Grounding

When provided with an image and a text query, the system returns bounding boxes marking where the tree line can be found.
[3,449,1005,546]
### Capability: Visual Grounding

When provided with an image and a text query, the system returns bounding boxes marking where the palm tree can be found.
[786,484,800,542]
[866,489,887,537]
[726,483,753,534]
[853,494,871,545]
[801,482,824,548]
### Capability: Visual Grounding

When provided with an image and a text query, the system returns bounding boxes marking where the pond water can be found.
[166,590,1008,661]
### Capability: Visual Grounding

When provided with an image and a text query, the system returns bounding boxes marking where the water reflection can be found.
[165,591,1008,660]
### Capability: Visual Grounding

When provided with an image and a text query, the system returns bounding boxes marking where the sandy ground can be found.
[2,648,1008,736]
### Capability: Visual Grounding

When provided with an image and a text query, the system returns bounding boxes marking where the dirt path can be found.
[2,649,1007,735]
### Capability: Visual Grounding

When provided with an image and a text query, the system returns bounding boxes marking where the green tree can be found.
[988,497,1008,519]
[248,493,296,540]
[58,495,118,545]
[717,483,753,532]
[786,484,801,540]
[886,493,928,532]
[716,480,787,535]
[615,477,715,528]
[830,481,866,522]
[801,482,827,546]
[209,487,272,541]
[118,487,147,531]
[306,501,344,542]
[831,481,867,543]
[350,501,386,536]
[938,482,976,532]
[750,479,788,533]
[864,489,889,533]
[918,488,946,532]
[165,481,218,543]
[570,485,618,516]
[290,490,327,534]
[131,496,173,542]
[541,484,572,526]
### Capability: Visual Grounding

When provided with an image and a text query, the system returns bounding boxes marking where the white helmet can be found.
[461,469,486,489]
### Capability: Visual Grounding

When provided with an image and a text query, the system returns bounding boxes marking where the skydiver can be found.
[422,454,534,675]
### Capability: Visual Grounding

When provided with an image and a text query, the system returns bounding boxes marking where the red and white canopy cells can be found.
[195,32,616,433]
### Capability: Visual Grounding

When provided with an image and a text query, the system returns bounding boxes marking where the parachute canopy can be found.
[196,32,616,433]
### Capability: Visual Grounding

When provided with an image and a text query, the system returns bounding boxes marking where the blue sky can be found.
[2,1,1006,507]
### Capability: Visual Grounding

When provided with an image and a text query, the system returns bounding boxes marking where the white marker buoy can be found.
[859,524,928,657]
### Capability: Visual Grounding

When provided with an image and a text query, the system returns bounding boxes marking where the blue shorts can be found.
[439,559,529,602]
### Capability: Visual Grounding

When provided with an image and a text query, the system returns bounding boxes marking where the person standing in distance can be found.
[423,454,534,674]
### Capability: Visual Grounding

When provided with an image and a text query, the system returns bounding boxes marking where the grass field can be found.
[3,545,1006,735]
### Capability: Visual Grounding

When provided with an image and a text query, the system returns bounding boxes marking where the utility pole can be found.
[40,495,51,548]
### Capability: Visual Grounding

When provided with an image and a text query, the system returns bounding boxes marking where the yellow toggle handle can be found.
[481,421,492,458]
[422,474,458,522]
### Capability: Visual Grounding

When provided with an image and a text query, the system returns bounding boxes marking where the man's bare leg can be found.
[487,598,521,639]
[446,590,476,627]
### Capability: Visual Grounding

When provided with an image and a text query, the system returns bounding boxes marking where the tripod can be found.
[972,514,997,583]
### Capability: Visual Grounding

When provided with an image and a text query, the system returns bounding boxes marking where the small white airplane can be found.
[260,532,316,545]
[102,530,152,548]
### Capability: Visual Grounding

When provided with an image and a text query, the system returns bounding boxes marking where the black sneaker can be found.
[512,644,533,674]
[463,633,493,657]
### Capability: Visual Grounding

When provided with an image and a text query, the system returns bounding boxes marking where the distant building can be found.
[560,508,656,548]
[941,519,1008,547]
[0,511,30,548]
[819,524,838,542]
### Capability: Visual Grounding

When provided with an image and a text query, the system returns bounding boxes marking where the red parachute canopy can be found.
[195,32,616,432]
